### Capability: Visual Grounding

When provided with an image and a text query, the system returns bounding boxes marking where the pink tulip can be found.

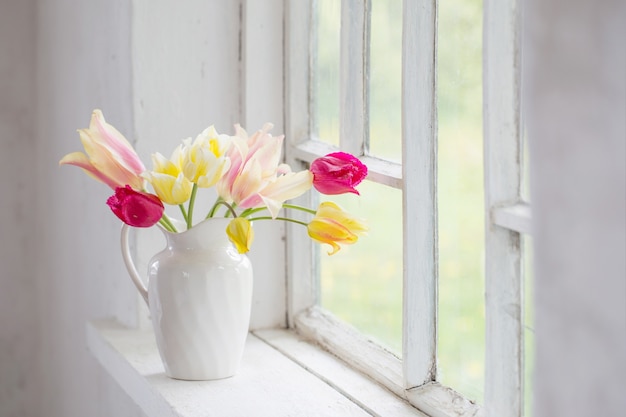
[106,186,164,228]
[217,123,313,218]
[310,152,368,195]
[60,109,146,190]
[218,123,283,200]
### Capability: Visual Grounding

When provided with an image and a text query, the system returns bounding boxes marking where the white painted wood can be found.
[284,1,313,146]
[295,307,405,398]
[340,0,369,156]
[294,308,483,417]
[131,0,241,142]
[492,203,531,235]
[241,0,288,329]
[359,155,403,189]
[285,1,479,415]
[406,384,483,417]
[401,0,438,389]
[88,319,373,417]
[242,0,284,131]
[255,328,428,417]
[483,0,523,415]
[284,0,318,326]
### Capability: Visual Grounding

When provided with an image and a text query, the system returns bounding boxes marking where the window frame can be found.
[483,0,529,415]
[284,1,530,416]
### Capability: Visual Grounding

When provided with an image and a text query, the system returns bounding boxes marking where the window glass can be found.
[437,0,485,402]
[314,0,341,146]
[320,180,403,355]
[368,0,402,162]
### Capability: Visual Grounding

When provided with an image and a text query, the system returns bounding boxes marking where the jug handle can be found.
[120,224,149,306]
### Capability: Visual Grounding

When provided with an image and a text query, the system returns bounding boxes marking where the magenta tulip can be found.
[310,152,368,195]
[106,185,164,227]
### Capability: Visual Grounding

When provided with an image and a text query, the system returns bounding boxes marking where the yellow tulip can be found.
[226,217,254,254]
[182,126,231,188]
[144,152,193,205]
[307,202,368,255]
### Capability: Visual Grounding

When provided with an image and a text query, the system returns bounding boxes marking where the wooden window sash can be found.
[401,0,438,391]
[483,0,526,416]
[283,1,538,416]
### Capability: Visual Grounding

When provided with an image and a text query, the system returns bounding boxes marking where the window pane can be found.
[320,181,403,355]
[314,0,340,147]
[437,0,484,402]
[369,0,402,162]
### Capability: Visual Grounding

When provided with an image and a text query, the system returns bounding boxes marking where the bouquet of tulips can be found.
[60,110,368,255]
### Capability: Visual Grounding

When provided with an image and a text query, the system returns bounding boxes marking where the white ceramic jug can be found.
[121,217,253,380]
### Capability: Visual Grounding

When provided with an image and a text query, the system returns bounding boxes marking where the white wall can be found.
[36,1,144,415]
[524,0,626,416]
[32,1,276,416]
[2,1,285,415]
[0,1,38,416]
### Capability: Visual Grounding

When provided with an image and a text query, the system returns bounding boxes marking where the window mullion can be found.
[402,0,438,390]
[339,0,369,156]
[285,0,316,326]
[483,0,523,416]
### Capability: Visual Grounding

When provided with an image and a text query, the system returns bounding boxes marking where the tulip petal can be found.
[257,170,314,218]
[146,172,192,205]
[182,137,232,188]
[106,185,164,227]
[226,217,254,253]
[232,159,264,205]
[307,201,368,255]
[60,110,146,191]
[311,152,368,195]
[151,152,180,176]
[91,109,145,175]
[59,151,121,190]
[79,130,146,190]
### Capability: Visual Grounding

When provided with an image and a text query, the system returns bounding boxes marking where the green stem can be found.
[247,216,309,227]
[178,204,189,224]
[186,184,198,229]
[207,197,224,218]
[158,218,170,231]
[159,214,178,233]
[224,202,238,217]
[207,200,238,218]
[283,203,317,215]
[240,204,317,219]
[240,207,267,218]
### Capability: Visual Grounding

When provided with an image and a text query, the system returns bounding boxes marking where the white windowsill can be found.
[87,319,426,417]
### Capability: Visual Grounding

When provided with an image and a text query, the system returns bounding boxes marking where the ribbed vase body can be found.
[147,218,253,380]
